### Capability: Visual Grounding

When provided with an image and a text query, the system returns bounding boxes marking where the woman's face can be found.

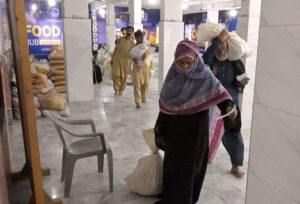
[177,57,195,70]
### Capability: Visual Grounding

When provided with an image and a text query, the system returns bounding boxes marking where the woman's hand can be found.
[226,106,238,120]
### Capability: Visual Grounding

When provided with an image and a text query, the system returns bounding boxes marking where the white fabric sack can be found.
[130,43,148,67]
[197,22,223,42]
[241,38,253,58]
[227,33,245,61]
[125,128,163,196]
[197,22,252,60]
[227,33,253,60]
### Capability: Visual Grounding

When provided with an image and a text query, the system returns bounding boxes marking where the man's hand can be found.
[240,77,250,85]
[219,29,230,42]
[133,58,139,64]
[142,53,147,61]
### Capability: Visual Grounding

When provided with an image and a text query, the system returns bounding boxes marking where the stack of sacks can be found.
[48,45,67,93]
[197,21,252,60]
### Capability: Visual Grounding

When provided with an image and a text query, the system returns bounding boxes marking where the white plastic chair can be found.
[43,110,113,197]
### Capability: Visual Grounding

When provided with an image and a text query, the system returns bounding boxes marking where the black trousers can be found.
[93,65,102,84]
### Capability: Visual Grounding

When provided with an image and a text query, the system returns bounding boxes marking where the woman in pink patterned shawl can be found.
[154,40,239,204]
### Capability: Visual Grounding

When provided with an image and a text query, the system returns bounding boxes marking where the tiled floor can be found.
[10,76,249,204]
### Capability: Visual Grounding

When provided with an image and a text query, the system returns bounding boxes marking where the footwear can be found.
[231,166,245,177]
[142,99,147,103]
[114,92,119,96]
[136,104,141,109]
[118,92,123,96]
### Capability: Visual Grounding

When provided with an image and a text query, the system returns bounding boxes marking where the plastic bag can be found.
[125,128,163,196]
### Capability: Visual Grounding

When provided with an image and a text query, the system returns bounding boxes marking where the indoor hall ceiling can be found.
[90,0,241,13]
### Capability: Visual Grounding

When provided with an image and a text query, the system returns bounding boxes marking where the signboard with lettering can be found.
[219,10,239,33]
[25,1,63,59]
[183,12,207,53]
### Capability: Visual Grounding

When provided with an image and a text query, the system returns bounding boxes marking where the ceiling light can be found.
[48,0,56,7]
[98,8,106,18]
[31,4,37,11]
[229,9,237,17]
[182,4,188,10]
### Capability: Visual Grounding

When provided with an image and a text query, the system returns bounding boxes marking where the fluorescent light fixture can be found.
[31,4,37,11]
[48,0,56,7]
[229,9,237,17]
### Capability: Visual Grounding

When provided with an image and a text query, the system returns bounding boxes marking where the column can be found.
[246,1,300,203]
[129,0,143,31]
[158,0,184,91]
[62,0,93,102]
[206,9,219,23]
[106,3,116,54]
[237,0,261,130]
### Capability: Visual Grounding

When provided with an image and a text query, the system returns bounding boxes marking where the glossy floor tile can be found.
[10,76,249,204]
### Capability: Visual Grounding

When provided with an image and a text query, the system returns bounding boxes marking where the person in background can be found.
[121,27,127,36]
[99,44,107,55]
[154,40,238,204]
[111,26,135,96]
[92,51,102,84]
[131,30,152,109]
[115,27,127,44]
[202,29,250,177]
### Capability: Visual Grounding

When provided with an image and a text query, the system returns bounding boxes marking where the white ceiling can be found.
[90,0,241,14]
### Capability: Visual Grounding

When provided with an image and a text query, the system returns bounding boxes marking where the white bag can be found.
[196,21,223,42]
[125,128,163,196]
[241,38,253,58]
[197,22,252,60]
[130,43,148,67]
[227,33,245,61]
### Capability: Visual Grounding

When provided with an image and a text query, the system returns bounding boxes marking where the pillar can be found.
[237,0,261,130]
[246,1,300,203]
[158,0,184,91]
[106,3,116,54]
[62,0,93,102]
[129,0,143,31]
[206,9,219,23]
